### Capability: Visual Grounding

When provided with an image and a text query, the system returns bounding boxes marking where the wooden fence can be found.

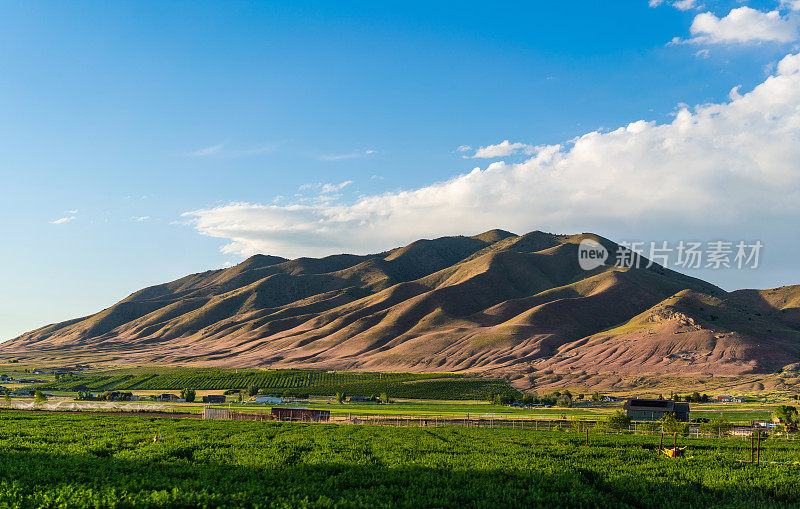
[202,406,792,440]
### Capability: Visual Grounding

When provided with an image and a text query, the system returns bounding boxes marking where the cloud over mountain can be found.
[184,54,800,264]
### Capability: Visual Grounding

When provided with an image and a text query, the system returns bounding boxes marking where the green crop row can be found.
[0,411,797,507]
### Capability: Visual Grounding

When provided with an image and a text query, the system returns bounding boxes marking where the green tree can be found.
[556,394,573,408]
[34,391,47,404]
[248,385,259,397]
[4,392,10,406]
[336,392,345,404]
[662,413,690,436]
[608,411,632,431]
[591,392,602,402]
[180,388,196,403]
[700,417,732,436]
[772,405,799,424]
[380,392,390,404]
[521,394,534,406]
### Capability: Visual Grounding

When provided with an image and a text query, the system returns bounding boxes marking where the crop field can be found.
[0,412,798,507]
[34,368,519,400]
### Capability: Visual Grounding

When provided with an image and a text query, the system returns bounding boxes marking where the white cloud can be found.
[184,143,276,157]
[695,48,711,58]
[185,143,224,157]
[134,216,150,222]
[782,0,800,12]
[299,181,353,194]
[687,7,799,44]
[470,140,536,159]
[51,216,76,225]
[456,145,472,152]
[649,0,665,6]
[183,54,800,263]
[67,209,78,214]
[673,0,697,11]
[318,150,375,161]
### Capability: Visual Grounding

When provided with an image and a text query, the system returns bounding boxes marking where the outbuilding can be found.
[623,398,690,422]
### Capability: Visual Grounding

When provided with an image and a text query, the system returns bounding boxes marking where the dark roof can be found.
[623,399,690,413]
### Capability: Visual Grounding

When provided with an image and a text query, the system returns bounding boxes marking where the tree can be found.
[248,385,259,397]
[608,411,632,431]
[701,417,732,436]
[4,392,10,406]
[180,388,196,403]
[591,392,602,402]
[380,392,390,404]
[34,391,47,404]
[556,394,573,408]
[336,392,345,404]
[662,413,690,436]
[772,405,799,424]
[521,394,534,406]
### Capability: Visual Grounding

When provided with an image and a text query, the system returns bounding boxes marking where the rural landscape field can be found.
[5,1,800,507]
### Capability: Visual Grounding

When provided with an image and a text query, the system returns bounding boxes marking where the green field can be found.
[0,411,798,507]
[32,368,520,400]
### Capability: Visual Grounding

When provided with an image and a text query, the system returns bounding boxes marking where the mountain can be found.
[4,229,800,376]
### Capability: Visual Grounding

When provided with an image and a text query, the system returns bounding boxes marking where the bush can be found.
[248,386,259,397]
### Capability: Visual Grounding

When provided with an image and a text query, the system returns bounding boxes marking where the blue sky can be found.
[3,0,800,340]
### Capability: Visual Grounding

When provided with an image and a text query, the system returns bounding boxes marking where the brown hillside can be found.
[3,230,798,376]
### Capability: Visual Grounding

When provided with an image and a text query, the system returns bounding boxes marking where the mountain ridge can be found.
[4,229,799,376]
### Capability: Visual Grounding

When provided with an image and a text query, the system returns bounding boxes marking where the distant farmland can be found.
[34,368,521,400]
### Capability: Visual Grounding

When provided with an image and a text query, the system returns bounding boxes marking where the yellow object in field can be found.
[662,446,686,458]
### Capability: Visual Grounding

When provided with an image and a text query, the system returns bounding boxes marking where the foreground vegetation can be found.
[0,412,799,507]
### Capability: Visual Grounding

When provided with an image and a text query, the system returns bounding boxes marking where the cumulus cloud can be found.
[183,54,800,264]
[687,7,799,44]
[469,140,536,159]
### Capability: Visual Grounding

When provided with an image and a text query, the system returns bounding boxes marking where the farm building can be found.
[715,395,744,403]
[202,395,226,404]
[270,407,330,422]
[157,393,183,402]
[255,396,282,404]
[623,398,690,422]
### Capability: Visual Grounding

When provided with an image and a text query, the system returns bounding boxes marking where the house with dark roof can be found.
[623,398,690,422]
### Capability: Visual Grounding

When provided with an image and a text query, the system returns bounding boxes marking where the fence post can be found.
[757,431,761,465]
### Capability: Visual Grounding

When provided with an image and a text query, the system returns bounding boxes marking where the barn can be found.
[270,407,330,422]
[623,399,690,422]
